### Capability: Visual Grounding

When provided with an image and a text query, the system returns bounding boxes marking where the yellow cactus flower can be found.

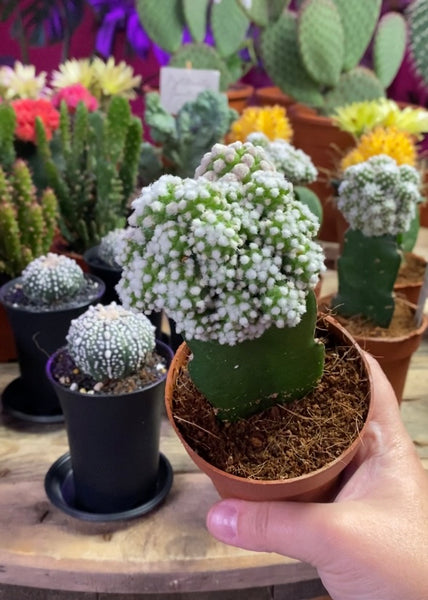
[340,126,417,171]
[0,62,47,100]
[334,98,428,140]
[227,105,293,143]
[50,58,94,92]
[90,57,142,101]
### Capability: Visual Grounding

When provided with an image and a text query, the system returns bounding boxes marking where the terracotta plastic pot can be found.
[0,299,16,362]
[253,86,294,109]
[165,316,374,502]
[394,253,427,305]
[320,296,428,404]
[226,84,254,113]
[287,104,355,244]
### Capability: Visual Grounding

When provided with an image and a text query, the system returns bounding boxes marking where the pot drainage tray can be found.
[2,378,64,423]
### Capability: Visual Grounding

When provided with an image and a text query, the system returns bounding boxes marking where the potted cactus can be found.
[117,140,375,502]
[324,155,428,403]
[0,253,105,421]
[45,303,173,520]
[83,228,164,342]
[36,95,142,257]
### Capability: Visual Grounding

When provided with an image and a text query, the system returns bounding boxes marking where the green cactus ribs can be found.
[186,291,324,421]
[332,230,401,328]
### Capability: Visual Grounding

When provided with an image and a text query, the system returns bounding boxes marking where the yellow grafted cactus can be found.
[340,126,417,171]
[227,105,293,143]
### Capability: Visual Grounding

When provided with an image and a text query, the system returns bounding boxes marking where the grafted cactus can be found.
[0,160,58,278]
[332,155,422,327]
[66,302,156,381]
[117,141,325,421]
[21,253,85,304]
[260,0,406,114]
[35,96,142,253]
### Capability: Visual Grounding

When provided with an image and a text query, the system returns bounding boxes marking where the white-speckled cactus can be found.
[333,154,422,327]
[247,132,317,185]
[21,253,85,304]
[98,228,127,268]
[117,141,326,421]
[66,302,156,381]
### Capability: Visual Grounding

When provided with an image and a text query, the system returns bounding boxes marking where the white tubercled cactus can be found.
[117,141,326,420]
[66,302,156,381]
[337,154,421,237]
[21,253,85,304]
[98,228,127,268]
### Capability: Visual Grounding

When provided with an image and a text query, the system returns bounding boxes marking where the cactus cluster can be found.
[117,140,325,420]
[66,302,156,381]
[260,0,406,114]
[142,90,238,180]
[333,155,423,328]
[98,228,127,268]
[21,253,85,304]
[0,159,58,279]
[35,95,142,253]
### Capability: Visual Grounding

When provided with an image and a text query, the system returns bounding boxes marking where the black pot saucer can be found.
[1,378,64,424]
[44,452,174,522]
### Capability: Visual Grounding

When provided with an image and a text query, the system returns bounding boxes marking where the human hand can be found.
[206,353,428,600]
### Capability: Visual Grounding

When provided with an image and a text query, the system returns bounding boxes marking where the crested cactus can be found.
[98,228,127,268]
[144,90,238,178]
[0,160,58,278]
[332,155,422,327]
[260,0,406,114]
[66,302,156,381]
[117,141,325,421]
[35,96,142,253]
[21,253,85,304]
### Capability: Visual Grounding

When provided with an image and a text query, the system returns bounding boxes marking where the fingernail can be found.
[207,501,238,543]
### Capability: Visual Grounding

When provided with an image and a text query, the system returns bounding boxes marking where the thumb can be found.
[207,498,334,565]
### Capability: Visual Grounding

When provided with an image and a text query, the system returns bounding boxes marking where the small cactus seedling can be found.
[21,253,85,304]
[118,141,325,421]
[332,155,422,327]
[66,302,156,381]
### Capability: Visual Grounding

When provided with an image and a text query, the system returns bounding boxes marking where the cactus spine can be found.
[36,97,142,253]
[0,160,58,278]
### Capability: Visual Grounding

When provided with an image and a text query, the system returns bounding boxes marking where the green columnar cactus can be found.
[66,302,156,381]
[21,253,85,304]
[35,97,142,253]
[408,0,428,89]
[0,160,58,278]
[117,141,325,421]
[332,155,422,327]
[144,90,238,178]
[0,103,16,172]
[136,0,254,90]
[98,228,127,268]
[260,0,406,114]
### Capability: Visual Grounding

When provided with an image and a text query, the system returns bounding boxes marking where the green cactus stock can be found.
[35,96,142,254]
[0,158,58,279]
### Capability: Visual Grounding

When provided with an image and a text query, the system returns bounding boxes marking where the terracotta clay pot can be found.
[226,83,254,113]
[287,104,355,244]
[420,202,428,228]
[0,302,16,362]
[394,253,427,305]
[165,316,374,502]
[253,86,294,109]
[320,296,428,404]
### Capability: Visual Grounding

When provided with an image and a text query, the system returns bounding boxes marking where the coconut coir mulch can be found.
[396,252,426,285]
[172,326,370,481]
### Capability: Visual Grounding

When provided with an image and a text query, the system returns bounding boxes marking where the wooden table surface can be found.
[0,229,427,595]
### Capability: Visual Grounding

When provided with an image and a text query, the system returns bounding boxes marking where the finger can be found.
[206,499,333,566]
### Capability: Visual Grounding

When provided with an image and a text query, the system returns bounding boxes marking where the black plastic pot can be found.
[83,245,164,341]
[0,275,105,422]
[46,340,173,514]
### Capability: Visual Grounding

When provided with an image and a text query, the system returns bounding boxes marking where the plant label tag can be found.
[415,263,428,327]
[160,67,220,114]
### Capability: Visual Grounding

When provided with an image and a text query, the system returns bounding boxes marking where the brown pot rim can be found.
[165,315,374,496]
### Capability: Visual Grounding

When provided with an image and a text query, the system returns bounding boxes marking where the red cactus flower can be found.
[51,84,99,113]
[11,98,60,143]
